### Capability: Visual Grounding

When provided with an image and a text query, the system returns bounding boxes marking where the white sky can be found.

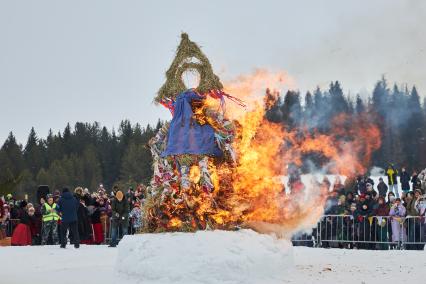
[1,0,425,144]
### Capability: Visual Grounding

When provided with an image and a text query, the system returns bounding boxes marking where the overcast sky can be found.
[1,0,425,144]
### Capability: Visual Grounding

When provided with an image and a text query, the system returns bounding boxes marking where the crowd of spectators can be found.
[0,184,146,247]
[2,165,426,250]
[292,165,426,250]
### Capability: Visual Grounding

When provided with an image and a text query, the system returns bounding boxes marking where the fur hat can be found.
[74,187,84,195]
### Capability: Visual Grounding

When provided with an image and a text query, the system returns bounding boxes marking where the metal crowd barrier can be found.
[291,214,425,250]
[102,217,137,244]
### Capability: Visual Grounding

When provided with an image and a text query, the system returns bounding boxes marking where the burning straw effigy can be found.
[143,33,245,232]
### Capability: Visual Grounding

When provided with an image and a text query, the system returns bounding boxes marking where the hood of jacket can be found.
[61,191,74,200]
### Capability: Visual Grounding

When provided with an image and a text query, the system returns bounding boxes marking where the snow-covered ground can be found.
[1,229,425,284]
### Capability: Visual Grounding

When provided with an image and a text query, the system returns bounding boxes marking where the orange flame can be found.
[158,69,381,236]
[213,70,381,234]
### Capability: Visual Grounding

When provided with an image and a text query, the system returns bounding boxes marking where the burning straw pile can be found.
[142,34,382,234]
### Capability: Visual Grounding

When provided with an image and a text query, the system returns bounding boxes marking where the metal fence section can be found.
[291,214,426,250]
[3,215,424,249]
[404,216,425,249]
[102,217,137,244]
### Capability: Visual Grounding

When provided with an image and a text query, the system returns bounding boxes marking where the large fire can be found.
[145,69,381,236]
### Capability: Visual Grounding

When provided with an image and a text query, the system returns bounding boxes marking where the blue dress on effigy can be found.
[161,90,222,157]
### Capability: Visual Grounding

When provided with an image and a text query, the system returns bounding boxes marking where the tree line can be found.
[265,77,426,173]
[1,77,425,199]
[0,120,163,199]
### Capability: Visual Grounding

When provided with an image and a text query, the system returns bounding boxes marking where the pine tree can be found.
[281,90,302,129]
[23,127,45,176]
[120,142,152,184]
[355,95,365,114]
[0,132,25,178]
[329,81,349,115]
[264,88,282,123]
[402,86,424,169]
[36,168,50,185]
[304,92,314,117]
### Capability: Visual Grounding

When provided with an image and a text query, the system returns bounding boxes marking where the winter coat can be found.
[111,198,129,225]
[77,203,92,241]
[355,200,374,221]
[386,167,398,185]
[357,180,367,195]
[0,199,4,219]
[411,175,422,192]
[374,204,390,216]
[91,207,101,224]
[57,192,79,223]
[389,204,406,242]
[377,181,388,198]
[129,207,143,229]
[400,171,410,191]
[405,199,419,216]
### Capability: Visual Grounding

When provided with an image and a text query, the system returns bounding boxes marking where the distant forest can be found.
[1,77,425,199]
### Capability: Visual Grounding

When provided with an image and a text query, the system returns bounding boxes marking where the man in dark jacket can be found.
[400,167,410,193]
[354,194,374,249]
[109,190,129,247]
[57,187,80,248]
[377,177,388,199]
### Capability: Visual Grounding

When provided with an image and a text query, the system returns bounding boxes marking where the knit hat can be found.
[116,191,124,201]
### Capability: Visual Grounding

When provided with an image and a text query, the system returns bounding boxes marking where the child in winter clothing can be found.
[129,203,143,233]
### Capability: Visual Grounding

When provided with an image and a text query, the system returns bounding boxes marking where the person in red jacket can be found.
[11,201,32,246]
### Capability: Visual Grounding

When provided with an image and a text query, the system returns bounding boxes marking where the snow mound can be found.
[115,229,293,284]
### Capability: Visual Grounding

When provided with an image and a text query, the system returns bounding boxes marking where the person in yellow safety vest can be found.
[41,194,60,245]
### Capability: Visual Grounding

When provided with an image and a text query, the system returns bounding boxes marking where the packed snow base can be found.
[2,229,426,284]
[116,230,293,284]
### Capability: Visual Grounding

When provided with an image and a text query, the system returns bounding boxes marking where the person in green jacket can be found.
[41,194,60,245]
